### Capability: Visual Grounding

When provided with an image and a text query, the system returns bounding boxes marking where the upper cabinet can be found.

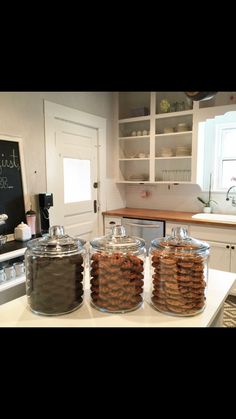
[117,92,151,183]
[115,92,196,184]
[154,92,194,183]
[114,92,236,186]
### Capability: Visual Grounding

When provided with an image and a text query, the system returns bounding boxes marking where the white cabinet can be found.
[230,245,236,273]
[189,224,236,295]
[115,92,195,184]
[103,216,122,235]
[155,92,193,183]
[166,222,236,294]
[0,246,26,305]
[200,240,236,295]
[206,240,231,272]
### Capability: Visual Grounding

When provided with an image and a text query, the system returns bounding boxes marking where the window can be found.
[214,118,236,190]
[63,158,91,203]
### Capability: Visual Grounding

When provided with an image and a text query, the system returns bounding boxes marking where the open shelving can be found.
[116,92,194,184]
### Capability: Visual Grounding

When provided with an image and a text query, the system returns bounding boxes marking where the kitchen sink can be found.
[192,213,236,223]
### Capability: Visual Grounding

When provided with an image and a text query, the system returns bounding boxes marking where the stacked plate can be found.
[160,147,173,157]
[176,123,189,132]
[175,146,191,156]
[129,174,149,181]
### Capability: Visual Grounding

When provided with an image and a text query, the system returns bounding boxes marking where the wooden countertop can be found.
[102,208,236,228]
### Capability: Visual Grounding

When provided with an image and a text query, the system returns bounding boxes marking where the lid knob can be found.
[171,227,187,240]
[111,225,126,238]
[49,225,65,237]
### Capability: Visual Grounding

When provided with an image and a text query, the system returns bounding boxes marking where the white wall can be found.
[0,91,122,211]
[0,92,128,233]
[124,183,236,215]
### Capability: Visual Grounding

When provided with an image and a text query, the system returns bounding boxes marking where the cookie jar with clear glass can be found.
[89,225,146,313]
[149,226,209,316]
[25,225,86,316]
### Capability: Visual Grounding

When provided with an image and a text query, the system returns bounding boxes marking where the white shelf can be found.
[119,158,150,161]
[119,116,151,123]
[116,180,151,184]
[155,131,192,137]
[0,247,26,263]
[119,135,150,140]
[155,181,192,184]
[155,156,192,160]
[0,274,25,291]
[155,110,193,119]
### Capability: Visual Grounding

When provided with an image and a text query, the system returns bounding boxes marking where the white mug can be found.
[0,268,6,283]
[4,266,16,281]
[13,262,25,276]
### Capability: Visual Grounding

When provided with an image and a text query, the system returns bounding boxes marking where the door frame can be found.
[44,100,107,236]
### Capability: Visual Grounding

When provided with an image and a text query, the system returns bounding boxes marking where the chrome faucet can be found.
[226,186,236,207]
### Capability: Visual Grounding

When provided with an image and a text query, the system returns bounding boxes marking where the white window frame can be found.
[213,121,236,191]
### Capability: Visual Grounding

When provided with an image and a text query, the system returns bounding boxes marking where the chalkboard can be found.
[0,137,26,235]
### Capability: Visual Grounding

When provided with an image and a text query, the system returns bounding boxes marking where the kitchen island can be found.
[0,268,235,327]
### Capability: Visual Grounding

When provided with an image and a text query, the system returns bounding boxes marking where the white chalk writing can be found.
[0,177,12,189]
[0,149,20,175]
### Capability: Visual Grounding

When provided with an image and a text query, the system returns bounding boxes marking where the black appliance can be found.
[38,193,53,235]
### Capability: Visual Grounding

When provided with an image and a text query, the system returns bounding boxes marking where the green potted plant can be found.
[197,173,217,213]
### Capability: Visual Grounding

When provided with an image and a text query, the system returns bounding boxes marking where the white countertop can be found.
[0,266,235,327]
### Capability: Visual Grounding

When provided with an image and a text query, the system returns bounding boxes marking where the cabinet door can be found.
[230,245,236,273]
[103,216,122,235]
[229,246,236,295]
[207,240,230,272]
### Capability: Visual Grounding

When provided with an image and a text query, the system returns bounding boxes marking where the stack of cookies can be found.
[90,252,144,312]
[151,250,207,315]
[26,253,84,315]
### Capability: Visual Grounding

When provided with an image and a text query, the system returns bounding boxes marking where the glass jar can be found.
[149,227,209,316]
[89,225,146,313]
[25,209,37,235]
[25,225,86,316]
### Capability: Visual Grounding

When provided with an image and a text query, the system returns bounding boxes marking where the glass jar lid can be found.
[90,225,146,254]
[27,225,86,255]
[151,226,209,254]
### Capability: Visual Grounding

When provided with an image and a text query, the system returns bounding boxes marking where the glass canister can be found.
[26,208,37,236]
[89,225,146,313]
[149,226,209,316]
[25,225,86,316]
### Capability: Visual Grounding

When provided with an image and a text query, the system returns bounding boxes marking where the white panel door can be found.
[49,120,98,241]
[44,100,107,241]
